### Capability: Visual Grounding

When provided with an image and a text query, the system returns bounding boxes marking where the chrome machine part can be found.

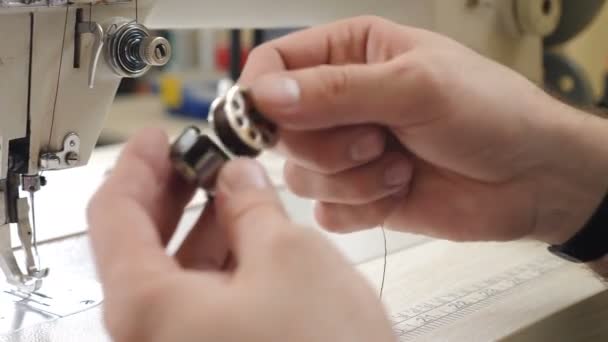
[76,20,104,89]
[21,174,46,277]
[140,36,172,66]
[0,174,49,293]
[0,237,104,336]
[211,85,278,157]
[105,19,172,79]
[171,85,278,192]
[171,127,230,192]
[39,133,80,171]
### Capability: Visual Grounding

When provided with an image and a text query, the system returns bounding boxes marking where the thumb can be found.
[214,158,291,261]
[249,59,423,130]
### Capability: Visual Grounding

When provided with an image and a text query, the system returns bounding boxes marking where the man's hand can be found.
[87,128,395,342]
[240,16,608,245]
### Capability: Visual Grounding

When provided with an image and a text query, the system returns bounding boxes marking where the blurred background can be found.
[98,27,301,146]
[99,5,608,148]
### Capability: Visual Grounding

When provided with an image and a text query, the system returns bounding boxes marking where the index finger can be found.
[87,128,182,295]
[239,16,413,84]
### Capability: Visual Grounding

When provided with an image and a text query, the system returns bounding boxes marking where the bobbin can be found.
[211,86,278,157]
[170,85,278,192]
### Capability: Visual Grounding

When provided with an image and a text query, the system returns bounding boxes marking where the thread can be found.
[47,4,70,154]
[380,225,388,299]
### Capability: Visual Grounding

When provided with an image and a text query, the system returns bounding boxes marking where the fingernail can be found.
[384,160,412,187]
[253,75,301,107]
[350,132,385,162]
[219,159,271,193]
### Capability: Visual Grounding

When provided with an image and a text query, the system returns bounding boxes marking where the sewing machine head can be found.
[0,0,171,292]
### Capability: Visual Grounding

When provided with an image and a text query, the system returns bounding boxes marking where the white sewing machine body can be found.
[0,0,174,292]
[0,0,603,339]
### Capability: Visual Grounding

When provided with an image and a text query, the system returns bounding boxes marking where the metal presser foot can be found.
[0,174,102,335]
[0,174,49,294]
[171,85,278,191]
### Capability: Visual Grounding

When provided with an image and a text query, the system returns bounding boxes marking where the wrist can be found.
[531,100,608,247]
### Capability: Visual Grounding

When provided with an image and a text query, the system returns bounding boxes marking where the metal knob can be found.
[106,20,173,78]
[140,36,172,67]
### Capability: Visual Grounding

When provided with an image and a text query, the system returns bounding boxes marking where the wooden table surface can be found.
[504,290,608,341]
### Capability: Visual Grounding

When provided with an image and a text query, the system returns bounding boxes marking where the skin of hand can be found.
[590,257,608,281]
[87,128,396,342]
[239,16,608,246]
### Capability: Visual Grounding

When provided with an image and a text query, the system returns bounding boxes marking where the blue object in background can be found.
[162,78,219,121]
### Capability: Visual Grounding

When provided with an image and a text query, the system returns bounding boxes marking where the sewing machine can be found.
[0,0,605,339]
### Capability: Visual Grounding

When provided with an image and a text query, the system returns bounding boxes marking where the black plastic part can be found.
[549,192,608,263]
[253,29,265,47]
[5,173,20,223]
[545,0,606,46]
[544,51,594,107]
[181,134,228,169]
[230,29,242,81]
[74,8,83,69]
[249,108,278,141]
[601,74,608,109]
[213,107,261,158]
[8,138,30,174]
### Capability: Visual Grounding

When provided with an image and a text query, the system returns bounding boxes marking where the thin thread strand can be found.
[380,225,388,299]
[48,5,70,151]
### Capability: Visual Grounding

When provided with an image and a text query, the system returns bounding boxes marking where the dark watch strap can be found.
[548,193,608,263]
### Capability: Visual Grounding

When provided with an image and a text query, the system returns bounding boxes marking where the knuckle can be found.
[395,54,444,95]
[315,207,345,232]
[283,164,311,197]
[282,137,344,175]
[304,155,344,175]
[266,226,314,258]
[228,192,287,229]
[247,45,269,62]
[413,62,445,96]
[353,15,390,27]
[329,175,375,204]
[319,65,350,99]
[231,199,263,222]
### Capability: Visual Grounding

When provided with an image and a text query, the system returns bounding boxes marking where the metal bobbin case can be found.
[211,86,278,156]
[171,85,278,192]
[105,19,172,78]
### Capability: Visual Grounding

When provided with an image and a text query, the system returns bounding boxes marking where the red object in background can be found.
[215,45,250,71]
